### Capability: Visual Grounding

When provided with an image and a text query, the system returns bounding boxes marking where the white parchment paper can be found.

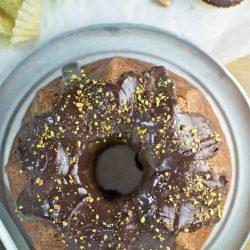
[0,0,250,83]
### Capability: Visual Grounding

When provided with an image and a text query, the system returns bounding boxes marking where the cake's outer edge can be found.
[5,57,231,250]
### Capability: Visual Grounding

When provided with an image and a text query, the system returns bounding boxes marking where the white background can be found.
[0,0,250,82]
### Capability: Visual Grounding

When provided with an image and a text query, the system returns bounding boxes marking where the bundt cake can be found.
[5,57,231,250]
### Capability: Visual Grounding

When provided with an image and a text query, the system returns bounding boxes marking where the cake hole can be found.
[95,144,144,199]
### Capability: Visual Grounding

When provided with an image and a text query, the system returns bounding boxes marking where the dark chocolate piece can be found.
[202,0,243,7]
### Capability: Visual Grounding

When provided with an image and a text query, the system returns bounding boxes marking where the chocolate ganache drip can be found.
[16,63,227,249]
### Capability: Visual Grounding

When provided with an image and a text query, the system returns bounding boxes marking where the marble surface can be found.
[0,0,250,84]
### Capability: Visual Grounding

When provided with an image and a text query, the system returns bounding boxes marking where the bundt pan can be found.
[0,24,249,250]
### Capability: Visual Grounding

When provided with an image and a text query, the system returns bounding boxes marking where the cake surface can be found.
[5,57,231,250]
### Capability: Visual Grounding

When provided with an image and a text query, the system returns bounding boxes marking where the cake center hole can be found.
[95,144,144,199]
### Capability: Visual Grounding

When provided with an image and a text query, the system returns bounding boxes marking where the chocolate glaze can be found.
[202,0,243,7]
[16,63,227,249]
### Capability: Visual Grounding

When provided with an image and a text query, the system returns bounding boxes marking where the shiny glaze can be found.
[16,63,227,249]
